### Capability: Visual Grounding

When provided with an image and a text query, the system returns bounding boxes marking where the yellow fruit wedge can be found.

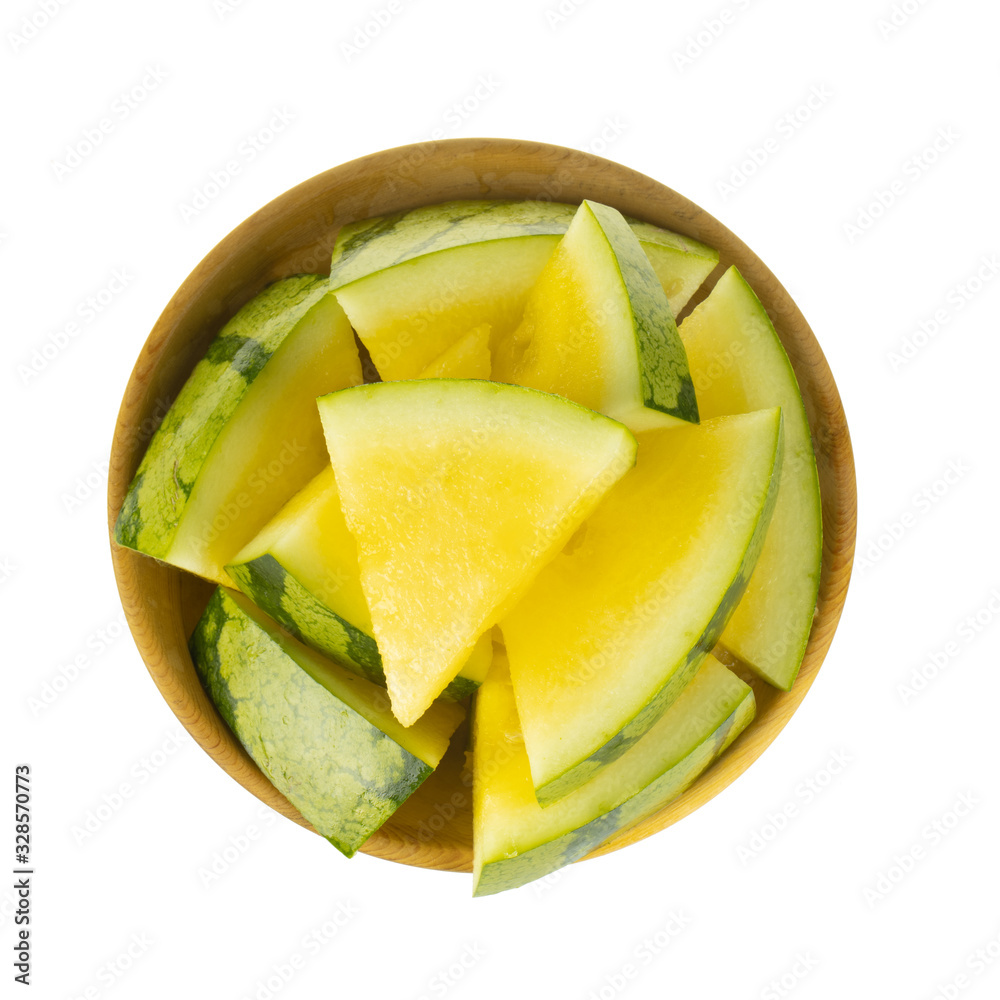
[416,323,491,379]
[317,380,637,727]
[329,200,718,382]
[678,267,822,690]
[226,466,494,699]
[492,200,698,433]
[473,646,754,895]
[114,280,363,586]
[504,409,782,803]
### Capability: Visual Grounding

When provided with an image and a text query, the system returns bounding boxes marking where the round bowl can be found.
[108,138,856,873]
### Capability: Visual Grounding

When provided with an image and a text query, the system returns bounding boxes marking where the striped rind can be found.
[190,587,434,858]
[626,217,719,259]
[226,553,481,700]
[474,707,748,896]
[329,201,579,288]
[113,275,329,558]
[680,266,822,690]
[584,201,698,425]
[473,659,755,897]
[441,675,480,701]
[330,199,717,315]
[226,554,382,683]
[531,409,784,805]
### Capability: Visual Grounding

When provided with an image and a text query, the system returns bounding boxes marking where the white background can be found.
[5,0,1000,997]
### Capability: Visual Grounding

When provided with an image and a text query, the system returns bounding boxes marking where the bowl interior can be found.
[108,138,856,873]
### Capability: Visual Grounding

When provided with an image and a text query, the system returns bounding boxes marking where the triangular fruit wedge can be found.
[227,319,496,701]
[190,588,464,858]
[504,409,782,804]
[329,200,717,381]
[226,466,493,700]
[492,200,699,433]
[317,380,637,726]
[114,278,362,585]
[627,217,720,312]
[416,323,491,378]
[679,266,822,690]
[473,646,754,896]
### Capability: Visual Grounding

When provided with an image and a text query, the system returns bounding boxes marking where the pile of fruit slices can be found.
[114,197,822,895]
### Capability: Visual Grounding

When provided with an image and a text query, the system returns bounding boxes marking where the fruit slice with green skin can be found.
[329,199,717,381]
[114,277,363,586]
[679,267,822,690]
[493,200,698,433]
[226,466,493,699]
[628,217,720,310]
[504,408,782,804]
[190,587,464,858]
[473,648,754,896]
[417,323,491,379]
[317,379,637,727]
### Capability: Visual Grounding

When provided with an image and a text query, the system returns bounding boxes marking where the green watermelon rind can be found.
[583,200,699,425]
[473,682,755,897]
[330,201,580,288]
[113,275,330,558]
[687,267,822,691]
[534,409,784,805]
[226,553,478,701]
[225,554,382,683]
[190,587,434,858]
[329,199,718,316]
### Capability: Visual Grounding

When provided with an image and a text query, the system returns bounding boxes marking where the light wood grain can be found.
[108,138,856,875]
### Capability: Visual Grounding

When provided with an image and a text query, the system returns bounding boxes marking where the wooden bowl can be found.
[108,138,856,874]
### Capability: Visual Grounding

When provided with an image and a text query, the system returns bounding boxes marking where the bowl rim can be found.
[108,136,857,874]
